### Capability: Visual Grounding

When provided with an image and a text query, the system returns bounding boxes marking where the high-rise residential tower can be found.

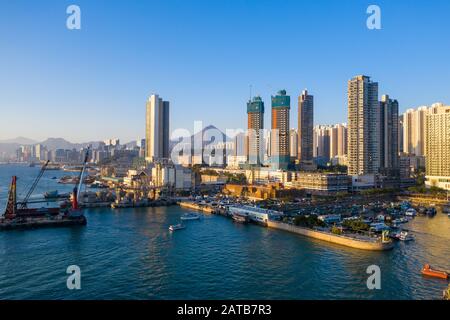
[290,129,298,159]
[145,94,170,162]
[347,75,380,175]
[247,96,264,165]
[425,103,450,190]
[297,90,314,166]
[271,90,290,169]
[402,106,429,156]
[379,94,399,174]
[336,123,348,157]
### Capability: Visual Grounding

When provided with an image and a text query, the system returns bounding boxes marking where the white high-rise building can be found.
[425,103,450,190]
[145,94,170,162]
[347,75,380,176]
[402,106,429,156]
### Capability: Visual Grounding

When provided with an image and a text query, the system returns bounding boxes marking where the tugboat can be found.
[421,264,449,280]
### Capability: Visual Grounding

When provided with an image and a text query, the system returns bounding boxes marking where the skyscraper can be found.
[336,123,348,157]
[298,90,314,166]
[247,96,264,165]
[347,75,380,176]
[289,129,298,159]
[425,103,450,190]
[313,125,331,164]
[379,94,399,174]
[271,90,290,169]
[402,106,429,156]
[145,94,170,162]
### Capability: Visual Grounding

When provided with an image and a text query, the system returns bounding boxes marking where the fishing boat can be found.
[169,223,186,231]
[180,213,200,221]
[421,264,448,280]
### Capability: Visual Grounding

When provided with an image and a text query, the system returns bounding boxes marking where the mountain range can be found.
[0,125,230,159]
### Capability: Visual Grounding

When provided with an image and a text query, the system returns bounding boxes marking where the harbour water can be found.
[0,164,449,300]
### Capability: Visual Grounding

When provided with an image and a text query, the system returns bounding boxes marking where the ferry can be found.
[180,213,200,221]
[421,264,448,280]
[169,223,186,231]
[228,205,283,226]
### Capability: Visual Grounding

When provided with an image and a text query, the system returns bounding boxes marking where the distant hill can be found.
[170,124,231,154]
[0,137,37,145]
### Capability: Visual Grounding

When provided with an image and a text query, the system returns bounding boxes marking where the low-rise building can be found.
[289,172,350,195]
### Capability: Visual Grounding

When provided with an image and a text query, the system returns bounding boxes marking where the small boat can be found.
[180,213,200,221]
[399,231,414,241]
[232,213,249,224]
[405,208,417,217]
[391,231,413,241]
[89,181,108,189]
[421,264,448,280]
[44,190,59,199]
[443,204,450,214]
[426,207,437,217]
[417,206,427,216]
[169,223,186,231]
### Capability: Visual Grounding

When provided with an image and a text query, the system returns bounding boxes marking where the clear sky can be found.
[1,0,450,143]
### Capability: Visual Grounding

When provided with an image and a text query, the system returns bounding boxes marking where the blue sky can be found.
[1,0,450,142]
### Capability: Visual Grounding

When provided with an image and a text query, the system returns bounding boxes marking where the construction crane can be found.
[19,160,50,209]
[72,148,90,209]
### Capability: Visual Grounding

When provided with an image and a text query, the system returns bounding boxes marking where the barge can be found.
[1,153,89,231]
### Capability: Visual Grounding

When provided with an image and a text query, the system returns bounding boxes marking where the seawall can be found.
[179,201,214,213]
